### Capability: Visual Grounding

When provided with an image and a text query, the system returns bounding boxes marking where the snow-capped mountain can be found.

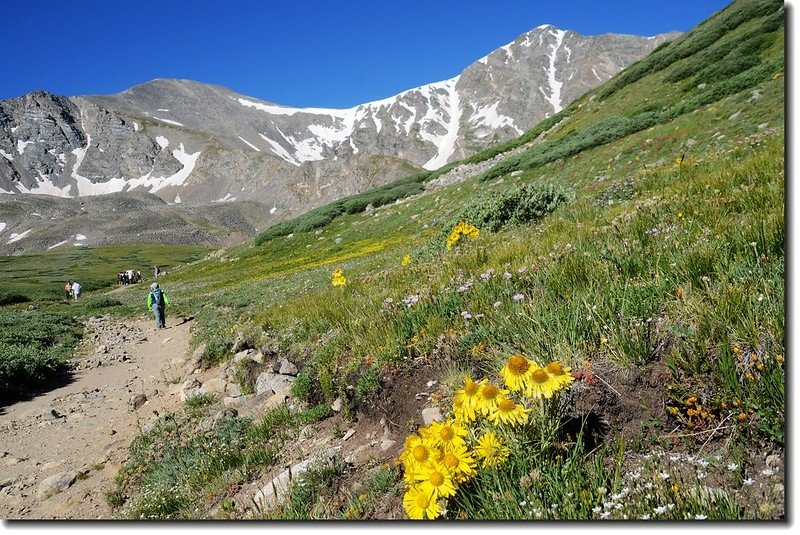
[0,25,678,254]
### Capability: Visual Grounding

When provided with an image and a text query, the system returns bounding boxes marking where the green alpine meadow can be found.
[0,0,785,521]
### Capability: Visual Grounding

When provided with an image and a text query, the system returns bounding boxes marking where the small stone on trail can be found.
[422,407,443,425]
[129,393,147,410]
[41,408,63,420]
[37,471,78,500]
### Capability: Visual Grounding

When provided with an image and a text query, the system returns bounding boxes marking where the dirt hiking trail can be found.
[0,315,194,519]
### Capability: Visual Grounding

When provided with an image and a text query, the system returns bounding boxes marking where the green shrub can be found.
[457,184,573,233]
[291,370,314,402]
[84,296,123,310]
[0,310,82,398]
[0,291,30,306]
[354,366,381,400]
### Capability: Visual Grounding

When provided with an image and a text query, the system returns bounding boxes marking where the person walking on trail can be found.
[147,282,170,329]
[64,281,73,301]
[71,281,81,300]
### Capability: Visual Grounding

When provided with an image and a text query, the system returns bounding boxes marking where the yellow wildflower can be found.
[400,435,438,483]
[414,463,458,500]
[331,268,347,286]
[446,222,480,250]
[544,361,575,389]
[524,366,559,399]
[419,419,468,451]
[500,354,535,392]
[403,485,440,520]
[488,396,530,427]
[477,382,507,416]
[474,431,510,468]
[453,377,484,423]
[401,254,412,266]
[437,441,477,483]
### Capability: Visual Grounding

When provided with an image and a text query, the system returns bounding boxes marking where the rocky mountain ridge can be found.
[0,25,679,254]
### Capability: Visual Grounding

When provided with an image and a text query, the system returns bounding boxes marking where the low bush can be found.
[84,296,124,310]
[457,184,573,233]
[0,291,30,306]
[0,310,82,398]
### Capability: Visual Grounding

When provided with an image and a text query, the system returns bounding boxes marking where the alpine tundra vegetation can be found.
[0,0,785,521]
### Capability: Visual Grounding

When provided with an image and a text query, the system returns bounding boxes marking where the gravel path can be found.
[0,315,194,519]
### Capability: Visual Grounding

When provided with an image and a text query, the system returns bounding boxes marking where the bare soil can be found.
[0,316,193,519]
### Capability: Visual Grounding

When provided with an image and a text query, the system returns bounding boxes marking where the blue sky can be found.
[2,0,736,108]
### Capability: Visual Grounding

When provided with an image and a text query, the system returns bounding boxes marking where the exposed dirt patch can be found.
[0,315,194,519]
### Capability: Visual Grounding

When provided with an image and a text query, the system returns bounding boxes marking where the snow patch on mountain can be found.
[238,136,260,151]
[16,171,72,197]
[128,143,201,193]
[259,133,301,166]
[1,149,13,161]
[153,116,184,127]
[539,29,566,114]
[7,228,32,244]
[156,136,169,150]
[17,140,33,154]
[47,239,69,250]
[421,78,462,170]
[468,102,523,136]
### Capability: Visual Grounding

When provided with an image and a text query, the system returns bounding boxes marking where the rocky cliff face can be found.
[0,25,678,254]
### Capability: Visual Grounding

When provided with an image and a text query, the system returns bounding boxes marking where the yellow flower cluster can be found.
[400,354,574,520]
[400,419,476,519]
[498,354,575,398]
[331,268,347,286]
[446,222,480,251]
[401,254,412,266]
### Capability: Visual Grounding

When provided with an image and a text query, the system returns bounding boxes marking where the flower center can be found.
[498,398,516,412]
[429,471,445,486]
[508,355,530,375]
[415,492,430,508]
[531,369,549,384]
[443,453,459,469]
[482,384,500,400]
[464,381,479,396]
[440,426,454,441]
[413,445,429,462]
[546,362,564,375]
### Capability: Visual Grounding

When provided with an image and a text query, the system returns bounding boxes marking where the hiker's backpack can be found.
[151,289,164,307]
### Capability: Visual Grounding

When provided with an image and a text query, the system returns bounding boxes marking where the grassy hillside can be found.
[1,0,785,520]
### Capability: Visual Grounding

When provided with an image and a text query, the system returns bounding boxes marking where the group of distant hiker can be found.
[61,264,170,330]
[117,269,142,285]
[63,280,81,301]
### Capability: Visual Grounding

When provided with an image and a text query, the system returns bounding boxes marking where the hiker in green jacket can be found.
[147,283,170,329]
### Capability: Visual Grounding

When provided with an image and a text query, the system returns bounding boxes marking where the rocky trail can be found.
[0,308,418,521]
[0,315,194,519]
